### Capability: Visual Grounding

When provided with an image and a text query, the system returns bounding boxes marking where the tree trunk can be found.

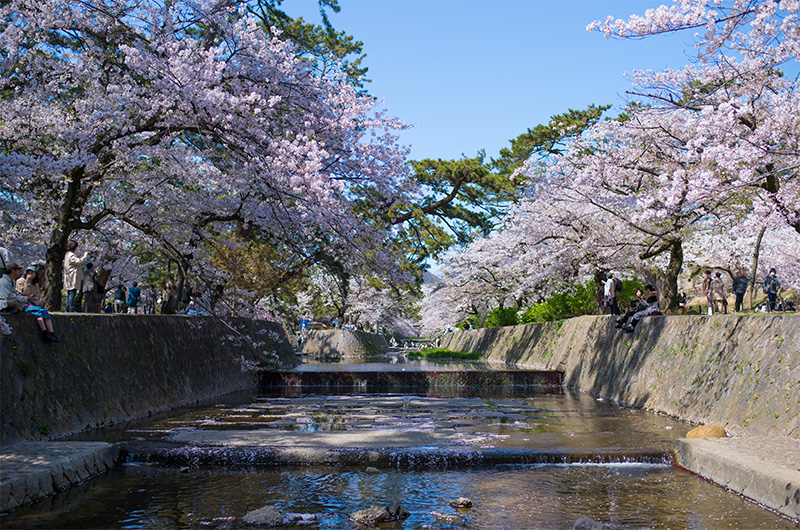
[747,226,767,309]
[165,262,186,315]
[42,231,69,311]
[41,166,91,311]
[660,239,683,311]
[96,264,111,298]
[593,268,607,314]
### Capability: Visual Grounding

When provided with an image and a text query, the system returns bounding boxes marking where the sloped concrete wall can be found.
[440,314,799,438]
[301,329,389,357]
[0,314,297,446]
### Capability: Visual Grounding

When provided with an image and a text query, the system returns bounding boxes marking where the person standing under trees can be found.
[160,281,176,314]
[710,272,727,314]
[81,263,99,313]
[603,272,620,316]
[179,283,193,311]
[127,281,141,314]
[113,284,126,313]
[677,289,687,308]
[700,270,713,316]
[63,240,89,312]
[732,269,749,313]
[763,268,781,312]
[144,285,157,314]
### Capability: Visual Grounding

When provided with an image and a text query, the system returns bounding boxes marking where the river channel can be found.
[1,359,797,529]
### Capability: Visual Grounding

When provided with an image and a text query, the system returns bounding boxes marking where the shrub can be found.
[409,348,481,360]
[520,281,597,323]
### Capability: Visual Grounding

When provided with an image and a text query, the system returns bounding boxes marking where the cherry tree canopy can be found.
[422,0,800,329]
[0,0,413,309]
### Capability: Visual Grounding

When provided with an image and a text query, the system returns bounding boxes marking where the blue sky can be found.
[293,0,697,161]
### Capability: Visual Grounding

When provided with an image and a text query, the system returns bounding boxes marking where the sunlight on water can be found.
[3,463,795,529]
[3,389,796,529]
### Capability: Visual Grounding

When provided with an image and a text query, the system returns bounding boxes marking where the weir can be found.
[1,313,799,527]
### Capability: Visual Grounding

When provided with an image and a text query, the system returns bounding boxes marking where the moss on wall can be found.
[301,329,389,358]
[440,314,800,438]
[0,314,297,446]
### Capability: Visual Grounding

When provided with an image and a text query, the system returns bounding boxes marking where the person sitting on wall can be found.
[184,301,204,315]
[15,265,60,342]
[621,284,660,333]
[614,289,646,329]
[1,262,29,314]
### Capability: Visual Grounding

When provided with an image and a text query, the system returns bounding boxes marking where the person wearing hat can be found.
[1,262,29,313]
[15,265,60,342]
[763,267,781,312]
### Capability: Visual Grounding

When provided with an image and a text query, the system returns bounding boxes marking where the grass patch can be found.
[408,348,482,361]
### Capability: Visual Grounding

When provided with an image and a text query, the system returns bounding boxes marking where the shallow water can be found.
[3,462,796,528]
[4,385,798,528]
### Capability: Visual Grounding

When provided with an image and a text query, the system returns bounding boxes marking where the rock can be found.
[431,511,461,523]
[364,466,381,473]
[242,505,283,527]
[283,513,319,525]
[686,424,727,438]
[349,501,409,525]
[386,500,409,518]
[572,517,612,529]
[448,497,473,509]
[350,506,389,526]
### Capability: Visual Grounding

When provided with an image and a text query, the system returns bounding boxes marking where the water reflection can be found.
[3,463,795,529]
[9,385,797,528]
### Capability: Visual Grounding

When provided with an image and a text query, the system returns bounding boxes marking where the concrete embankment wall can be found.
[0,314,297,446]
[440,314,799,438]
[301,329,389,357]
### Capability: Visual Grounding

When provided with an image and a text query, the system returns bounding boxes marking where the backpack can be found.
[615,278,622,293]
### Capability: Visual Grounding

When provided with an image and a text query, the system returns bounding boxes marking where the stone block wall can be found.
[440,314,799,438]
[0,314,297,445]
[301,329,389,358]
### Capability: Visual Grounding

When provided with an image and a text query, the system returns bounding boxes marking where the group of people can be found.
[103,281,198,315]
[701,267,785,315]
[603,266,790,334]
[2,242,208,342]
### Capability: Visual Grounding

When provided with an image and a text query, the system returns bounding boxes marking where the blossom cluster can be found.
[421,0,800,333]
[0,0,415,309]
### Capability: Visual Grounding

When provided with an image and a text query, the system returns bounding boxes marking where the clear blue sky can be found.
[293,0,697,161]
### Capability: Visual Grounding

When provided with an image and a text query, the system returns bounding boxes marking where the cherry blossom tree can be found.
[590,0,800,235]
[0,0,413,310]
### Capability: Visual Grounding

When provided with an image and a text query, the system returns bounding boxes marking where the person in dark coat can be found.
[732,269,749,312]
